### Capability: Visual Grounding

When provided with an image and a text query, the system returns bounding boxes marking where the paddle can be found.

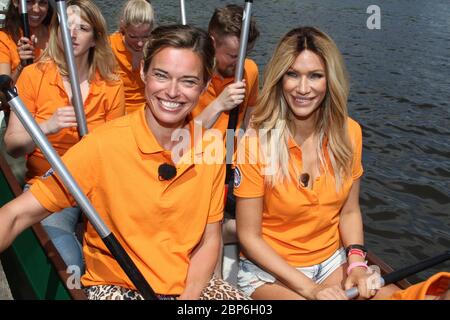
[225,0,253,182]
[0,75,158,300]
[55,0,88,138]
[345,250,450,299]
[18,0,33,65]
[180,0,187,25]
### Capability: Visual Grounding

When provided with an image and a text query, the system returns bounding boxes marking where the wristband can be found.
[348,249,366,258]
[346,261,368,276]
[345,244,367,256]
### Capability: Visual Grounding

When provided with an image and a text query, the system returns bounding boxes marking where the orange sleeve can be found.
[105,80,125,121]
[389,272,450,300]
[15,65,38,115]
[245,59,259,107]
[207,162,226,224]
[349,118,363,180]
[29,134,100,212]
[233,133,265,198]
[0,32,13,64]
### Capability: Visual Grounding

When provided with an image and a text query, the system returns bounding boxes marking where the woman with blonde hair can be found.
[4,0,124,272]
[234,26,398,299]
[110,0,155,114]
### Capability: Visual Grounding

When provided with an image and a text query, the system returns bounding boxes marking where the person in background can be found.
[4,0,124,273]
[191,5,260,276]
[0,24,249,300]
[0,0,53,82]
[0,0,54,186]
[109,0,154,114]
[233,26,399,299]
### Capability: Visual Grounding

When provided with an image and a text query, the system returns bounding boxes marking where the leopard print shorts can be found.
[84,276,250,300]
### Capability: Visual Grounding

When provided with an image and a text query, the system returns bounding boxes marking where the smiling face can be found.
[24,0,49,28]
[282,49,327,121]
[57,6,95,58]
[143,47,205,129]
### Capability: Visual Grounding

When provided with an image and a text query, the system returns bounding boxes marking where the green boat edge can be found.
[0,154,86,300]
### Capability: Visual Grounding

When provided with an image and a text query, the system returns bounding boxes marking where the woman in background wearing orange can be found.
[0,0,53,185]
[4,0,124,273]
[234,26,398,300]
[109,0,154,114]
[0,0,53,82]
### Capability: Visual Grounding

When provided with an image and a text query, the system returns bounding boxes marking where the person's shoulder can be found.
[347,117,361,131]
[244,58,258,73]
[108,32,121,45]
[0,30,13,42]
[346,117,363,142]
[20,60,52,78]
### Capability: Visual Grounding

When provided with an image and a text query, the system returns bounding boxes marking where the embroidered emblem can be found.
[42,168,54,179]
[233,167,242,188]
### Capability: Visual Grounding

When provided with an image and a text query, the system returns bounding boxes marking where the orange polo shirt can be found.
[30,107,225,295]
[109,32,146,114]
[0,31,43,73]
[16,61,125,183]
[389,272,450,300]
[191,58,259,134]
[234,118,363,266]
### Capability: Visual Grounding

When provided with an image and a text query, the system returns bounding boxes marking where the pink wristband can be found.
[346,261,368,276]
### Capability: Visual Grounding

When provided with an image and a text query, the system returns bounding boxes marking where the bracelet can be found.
[346,261,368,276]
[345,244,367,256]
[348,249,366,258]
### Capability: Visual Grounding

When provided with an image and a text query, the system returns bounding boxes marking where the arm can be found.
[4,65,77,158]
[236,196,321,299]
[4,106,77,158]
[0,191,51,252]
[194,81,246,129]
[339,179,374,299]
[179,221,221,300]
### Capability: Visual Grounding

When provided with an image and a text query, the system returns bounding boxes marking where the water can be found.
[96,0,450,284]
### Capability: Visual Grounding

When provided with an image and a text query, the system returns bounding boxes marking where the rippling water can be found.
[96,0,450,283]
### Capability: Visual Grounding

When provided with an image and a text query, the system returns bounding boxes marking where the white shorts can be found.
[237,248,347,297]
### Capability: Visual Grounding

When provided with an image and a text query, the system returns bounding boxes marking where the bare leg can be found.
[251,281,306,300]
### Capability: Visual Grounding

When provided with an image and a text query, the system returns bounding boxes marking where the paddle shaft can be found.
[55,0,88,138]
[226,0,253,182]
[4,87,158,300]
[180,0,187,25]
[19,0,33,65]
[345,250,450,299]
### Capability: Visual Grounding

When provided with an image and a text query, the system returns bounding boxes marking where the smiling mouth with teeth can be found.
[160,100,182,110]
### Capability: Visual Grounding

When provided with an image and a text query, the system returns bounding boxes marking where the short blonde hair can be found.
[120,0,155,28]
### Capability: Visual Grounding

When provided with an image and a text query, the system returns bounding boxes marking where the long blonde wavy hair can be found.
[251,27,352,191]
[39,0,118,82]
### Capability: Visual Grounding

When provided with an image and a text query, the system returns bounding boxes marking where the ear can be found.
[210,35,217,49]
[140,60,146,83]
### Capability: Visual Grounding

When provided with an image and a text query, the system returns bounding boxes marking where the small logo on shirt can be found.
[233,167,242,189]
[42,168,54,179]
